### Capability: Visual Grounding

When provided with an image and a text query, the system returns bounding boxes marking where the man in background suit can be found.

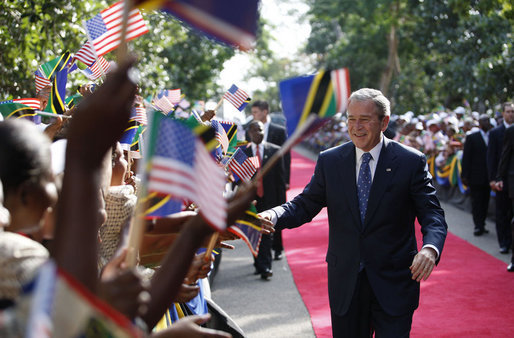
[245,120,286,280]
[494,101,514,271]
[260,88,447,337]
[461,114,492,236]
[249,100,290,261]
[487,102,514,254]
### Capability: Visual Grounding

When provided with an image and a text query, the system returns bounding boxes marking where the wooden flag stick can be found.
[214,97,224,112]
[116,0,133,63]
[124,183,148,267]
[203,232,219,262]
[253,114,317,182]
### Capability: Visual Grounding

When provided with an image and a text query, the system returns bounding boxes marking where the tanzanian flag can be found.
[279,68,350,137]
[229,204,262,257]
[0,102,38,122]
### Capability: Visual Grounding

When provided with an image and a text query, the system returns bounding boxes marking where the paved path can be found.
[211,147,511,337]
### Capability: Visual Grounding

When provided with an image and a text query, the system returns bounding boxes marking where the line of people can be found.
[0,59,276,336]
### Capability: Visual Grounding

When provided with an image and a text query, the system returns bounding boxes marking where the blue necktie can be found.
[357,153,372,224]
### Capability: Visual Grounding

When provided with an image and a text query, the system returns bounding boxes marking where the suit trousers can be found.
[272,228,283,253]
[495,190,513,249]
[254,233,272,273]
[469,184,490,231]
[330,271,413,338]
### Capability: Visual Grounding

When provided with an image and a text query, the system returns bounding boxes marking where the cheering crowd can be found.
[0,49,287,336]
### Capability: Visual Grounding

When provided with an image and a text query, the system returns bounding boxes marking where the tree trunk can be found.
[380,2,401,97]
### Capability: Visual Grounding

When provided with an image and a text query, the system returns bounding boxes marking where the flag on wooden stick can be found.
[84,1,149,57]
[146,114,227,231]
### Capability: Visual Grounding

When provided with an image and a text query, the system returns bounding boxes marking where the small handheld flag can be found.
[136,0,259,51]
[84,1,149,57]
[229,205,262,257]
[147,114,227,231]
[227,148,257,182]
[223,84,251,111]
[279,68,350,137]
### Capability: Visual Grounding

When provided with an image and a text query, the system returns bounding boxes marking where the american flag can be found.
[211,120,229,154]
[11,98,40,110]
[248,155,260,169]
[133,106,147,125]
[74,41,97,66]
[90,56,111,78]
[35,75,51,94]
[223,84,250,111]
[148,117,227,231]
[84,1,149,57]
[153,89,181,114]
[227,148,257,182]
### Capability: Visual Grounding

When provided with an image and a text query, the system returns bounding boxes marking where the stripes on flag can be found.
[84,1,149,57]
[12,98,40,110]
[331,68,351,113]
[74,41,97,66]
[147,116,227,231]
[227,148,257,182]
[210,120,229,154]
[248,155,260,169]
[35,75,51,94]
[134,106,147,125]
[223,84,251,111]
[153,89,181,114]
[91,56,111,79]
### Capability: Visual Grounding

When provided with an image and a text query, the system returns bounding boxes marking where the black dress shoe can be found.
[473,229,485,236]
[500,247,509,254]
[260,269,273,280]
[274,252,283,260]
[507,263,514,272]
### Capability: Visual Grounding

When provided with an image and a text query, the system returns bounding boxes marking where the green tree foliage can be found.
[0,1,234,101]
[305,0,513,114]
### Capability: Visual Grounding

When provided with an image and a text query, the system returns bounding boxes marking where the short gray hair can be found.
[349,88,390,118]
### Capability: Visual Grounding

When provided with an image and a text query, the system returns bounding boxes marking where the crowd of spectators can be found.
[301,105,502,167]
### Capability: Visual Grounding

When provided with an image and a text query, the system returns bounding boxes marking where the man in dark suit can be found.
[245,120,286,280]
[494,102,514,271]
[249,100,290,261]
[461,114,492,236]
[487,102,514,254]
[260,88,447,337]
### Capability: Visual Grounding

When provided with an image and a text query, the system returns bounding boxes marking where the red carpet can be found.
[283,151,514,337]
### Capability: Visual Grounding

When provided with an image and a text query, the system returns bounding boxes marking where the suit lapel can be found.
[262,144,272,165]
[364,138,398,228]
[337,145,361,229]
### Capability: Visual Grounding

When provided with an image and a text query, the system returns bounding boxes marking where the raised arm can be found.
[52,59,137,292]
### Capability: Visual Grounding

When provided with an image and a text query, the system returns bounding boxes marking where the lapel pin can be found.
[386,168,392,172]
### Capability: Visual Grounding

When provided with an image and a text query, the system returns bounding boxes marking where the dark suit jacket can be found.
[245,121,291,187]
[244,143,286,211]
[487,124,506,182]
[497,125,514,199]
[272,138,447,317]
[461,131,489,185]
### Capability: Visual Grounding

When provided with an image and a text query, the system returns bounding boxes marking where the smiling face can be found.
[347,100,389,152]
